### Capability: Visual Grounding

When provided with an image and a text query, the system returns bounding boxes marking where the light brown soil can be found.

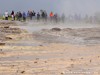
[0,21,100,75]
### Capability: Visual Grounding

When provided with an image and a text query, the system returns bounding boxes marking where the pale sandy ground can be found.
[0,21,100,75]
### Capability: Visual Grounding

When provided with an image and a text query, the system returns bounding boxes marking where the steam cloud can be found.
[59,0,100,16]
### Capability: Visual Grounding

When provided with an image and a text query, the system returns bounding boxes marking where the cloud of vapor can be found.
[59,0,100,16]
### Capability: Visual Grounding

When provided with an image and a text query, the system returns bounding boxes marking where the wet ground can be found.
[3,21,100,46]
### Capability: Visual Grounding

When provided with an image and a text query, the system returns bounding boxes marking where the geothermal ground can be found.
[0,20,100,75]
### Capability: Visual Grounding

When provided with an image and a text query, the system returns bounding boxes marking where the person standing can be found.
[18,11,22,21]
[29,11,33,20]
[32,10,36,20]
[50,12,54,21]
[37,12,40,21]
[11,10,15,21]
[44,10,48,21]
[5,11,9,20]
[54,13,58,23]
[22,12,26,21]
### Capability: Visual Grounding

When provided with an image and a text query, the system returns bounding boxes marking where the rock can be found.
[61,72,64,75]
[5,37,12,40]
[39,45,43,46]
[0,43,5,46]
[21,71,25,74]
[70,59,75,61]
[4,26,9,28]
[90,60,92,63]
[51,28,61,31]
[80,57,83,59]
[34,61,38,63]
[44,61,47,63]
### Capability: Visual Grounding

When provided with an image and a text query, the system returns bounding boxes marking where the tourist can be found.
[50,12,54,21]
[37,12,40,21]
[4,11,9,20]
[18,11,22,21]
[22,12,26,21]
[32,10,36,20]
[29,11,33,20]
[11,10,15,21]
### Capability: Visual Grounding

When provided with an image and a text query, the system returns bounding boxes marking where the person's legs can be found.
[5,17,8,20]
[23,17,26,21]
[12,17,14,21]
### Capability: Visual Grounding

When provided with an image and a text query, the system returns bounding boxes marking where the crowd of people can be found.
[2,10,66,23]
[2,10,100,24]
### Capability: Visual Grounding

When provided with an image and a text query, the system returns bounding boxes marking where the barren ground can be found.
[0,20,100,75]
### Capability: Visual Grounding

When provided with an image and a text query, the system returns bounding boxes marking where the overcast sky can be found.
[0,0,100,16]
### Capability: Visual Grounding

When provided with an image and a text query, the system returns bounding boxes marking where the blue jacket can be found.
[23,12,26,17]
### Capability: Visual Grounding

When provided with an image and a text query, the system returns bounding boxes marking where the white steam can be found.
[59,0,100,16]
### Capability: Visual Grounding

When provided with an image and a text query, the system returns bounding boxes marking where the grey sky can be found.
[0,0,100,16]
